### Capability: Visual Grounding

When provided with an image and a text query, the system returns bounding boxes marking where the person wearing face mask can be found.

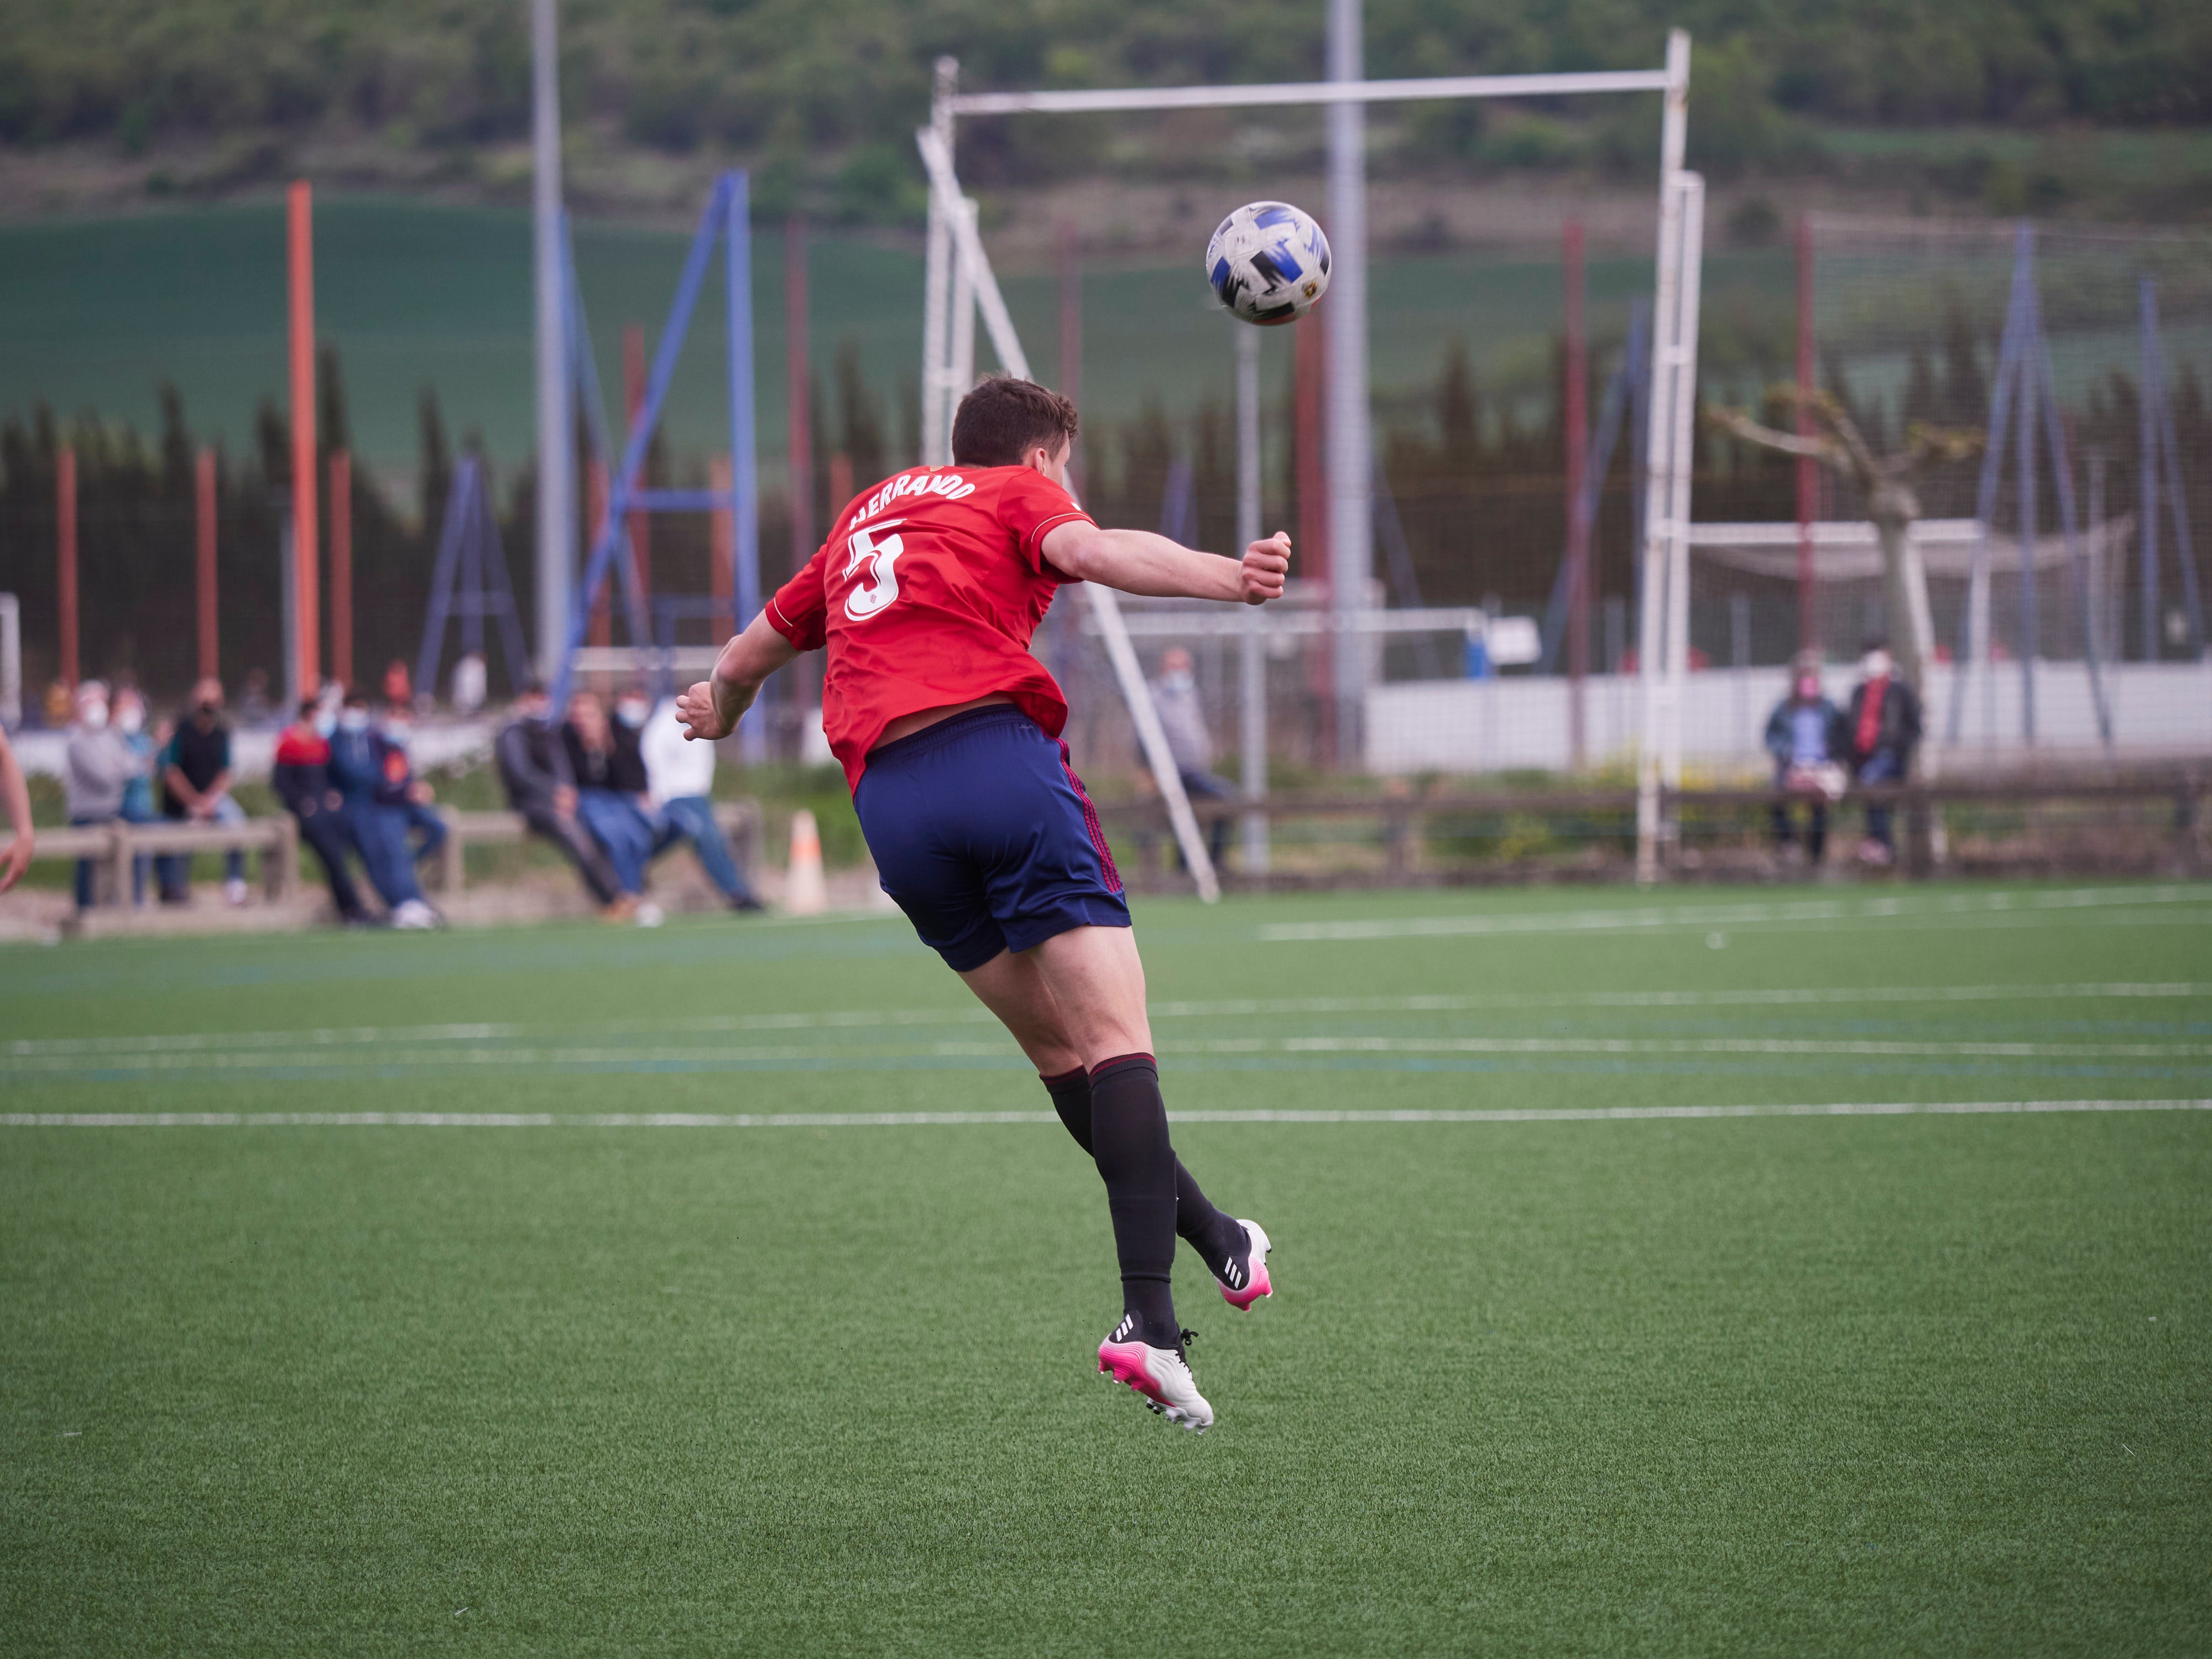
[328,690,441,928]
[1844,637,1922,867]
[1762,655,1846,869]
[495,680,630,920]
[64,679,148,909]
[636,686,765,912]
[273,696,371,925]
[1146,646,1232,869]
[112,688,160,904]
[562,690,663,926]
[159,676,251,906]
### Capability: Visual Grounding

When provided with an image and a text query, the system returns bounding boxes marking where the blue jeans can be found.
[654,795,758,904]
[1858,748,1905,851]
[577,789,655,896]
[71,813,112,908]
[345,800,424,907]
[400,799,447,867]
[156,794,247,899]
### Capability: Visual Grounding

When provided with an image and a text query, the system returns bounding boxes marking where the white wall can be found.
[1367,661,2212,776]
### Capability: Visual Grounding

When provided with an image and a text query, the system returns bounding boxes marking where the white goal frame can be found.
[919,29,1700,892]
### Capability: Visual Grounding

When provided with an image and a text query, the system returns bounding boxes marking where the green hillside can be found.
[1,0,2206,224]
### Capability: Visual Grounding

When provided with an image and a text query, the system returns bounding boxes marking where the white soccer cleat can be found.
[1214,1219,1274,1312]
[1097,1317,1214,1433]
[390,898,441,930]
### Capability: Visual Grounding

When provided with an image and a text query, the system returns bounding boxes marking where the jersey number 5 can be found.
[842,520,905,622]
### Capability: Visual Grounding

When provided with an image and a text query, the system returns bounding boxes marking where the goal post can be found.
[917,28,1700,893]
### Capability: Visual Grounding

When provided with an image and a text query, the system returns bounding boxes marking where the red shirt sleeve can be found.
[994,471,1095,576]
[766,543,831,651]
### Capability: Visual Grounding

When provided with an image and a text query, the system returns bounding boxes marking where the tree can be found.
[1708,386,1980,769]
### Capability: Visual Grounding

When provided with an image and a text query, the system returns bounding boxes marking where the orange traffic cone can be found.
[784,807,827,916]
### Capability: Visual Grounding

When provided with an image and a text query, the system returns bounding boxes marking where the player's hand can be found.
[0,828,31,894]
[1240,533,1291,606]
[675,679,736,743]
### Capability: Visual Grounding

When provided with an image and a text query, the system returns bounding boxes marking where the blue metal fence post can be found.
[726,170,765,761]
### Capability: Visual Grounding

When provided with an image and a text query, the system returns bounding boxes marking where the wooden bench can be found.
[2,817,300,905]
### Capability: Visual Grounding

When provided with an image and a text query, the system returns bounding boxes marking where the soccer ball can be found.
[1205,201,1331,326]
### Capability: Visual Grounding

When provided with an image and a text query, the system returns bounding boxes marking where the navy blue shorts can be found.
[853,705,1128,972]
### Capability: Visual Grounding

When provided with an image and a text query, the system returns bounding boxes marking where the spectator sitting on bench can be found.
[563,690,664,928]
[113,688,161,904]
[158,677,249,907]
[272,697,371,926]
[1762,655,1847,869]
[495,681,635,924]
[377,704,448,878]
[328,688,441,930]
[1845,637,1922,868]
[634,685,765,913]
[64,680,146,909]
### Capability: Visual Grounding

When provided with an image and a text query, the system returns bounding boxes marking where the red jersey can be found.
[765,463,1094,789]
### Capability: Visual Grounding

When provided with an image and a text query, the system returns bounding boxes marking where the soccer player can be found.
[675,376,1287,1432]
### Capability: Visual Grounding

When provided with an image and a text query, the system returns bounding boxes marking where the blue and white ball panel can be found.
[1205,200,1332,326]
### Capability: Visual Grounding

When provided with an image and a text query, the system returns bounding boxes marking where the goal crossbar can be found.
[947,68,1672,118]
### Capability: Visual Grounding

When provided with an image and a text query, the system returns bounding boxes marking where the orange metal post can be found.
[195,447,218,679]
[286,180,320,693]
[329,449,353,690]
[709,456,735,640]
[56,445,78,689]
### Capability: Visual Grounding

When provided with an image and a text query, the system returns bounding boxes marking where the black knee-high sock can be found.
[1040,1066,1239,1354]
[1083,1053,1183,1347]
[1040,1071,1248,1265]
[1041,1068,1242,1267]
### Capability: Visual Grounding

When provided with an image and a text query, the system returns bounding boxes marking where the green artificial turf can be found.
[3,880,2210,1655]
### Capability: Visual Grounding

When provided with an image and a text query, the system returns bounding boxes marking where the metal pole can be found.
[1794,212,1818,655]
[786,217,815,568]
[329,449,352,690]
[530,0,572,683]
[2139,277,2159,662]
[1326,0,1371,769]
[950,199,978,399]
[1663,173,1705,799]
[55,444,77,690]
[1237,320,1269,875]
[286,179,319,696]
[2015,226,2037,744]
[921,58,958,466]
[1635,28,1691,884]
[195,448,218,681]
[279,509,298,713]
[1057,219,1083,493]
[727,170,764,761]
[0,593,19,729]
[1564,217,1589,770]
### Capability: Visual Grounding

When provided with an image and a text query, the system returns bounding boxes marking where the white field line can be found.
[5,1032,2210,1080]
[7,981,2206,1062]
[1258,884,2212,941]
[4,1100,2208,1129]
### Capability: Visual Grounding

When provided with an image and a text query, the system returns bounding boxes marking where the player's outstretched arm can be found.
[674,612,801,743]
[1042,524,1290,607]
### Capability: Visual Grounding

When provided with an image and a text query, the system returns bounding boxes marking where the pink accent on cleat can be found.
[1219,1219,1273,1311]
[1097,1329,1214,1431]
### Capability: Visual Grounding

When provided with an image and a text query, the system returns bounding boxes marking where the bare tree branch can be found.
[1707,404,1839,462]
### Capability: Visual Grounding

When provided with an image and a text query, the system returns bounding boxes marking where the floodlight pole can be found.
[1326,0,1371,768]
[1236,319,1269,875]
[922,58,959,466]
[530,0,573,683]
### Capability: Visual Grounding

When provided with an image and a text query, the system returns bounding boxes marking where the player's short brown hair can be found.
[951,375,1079,468]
